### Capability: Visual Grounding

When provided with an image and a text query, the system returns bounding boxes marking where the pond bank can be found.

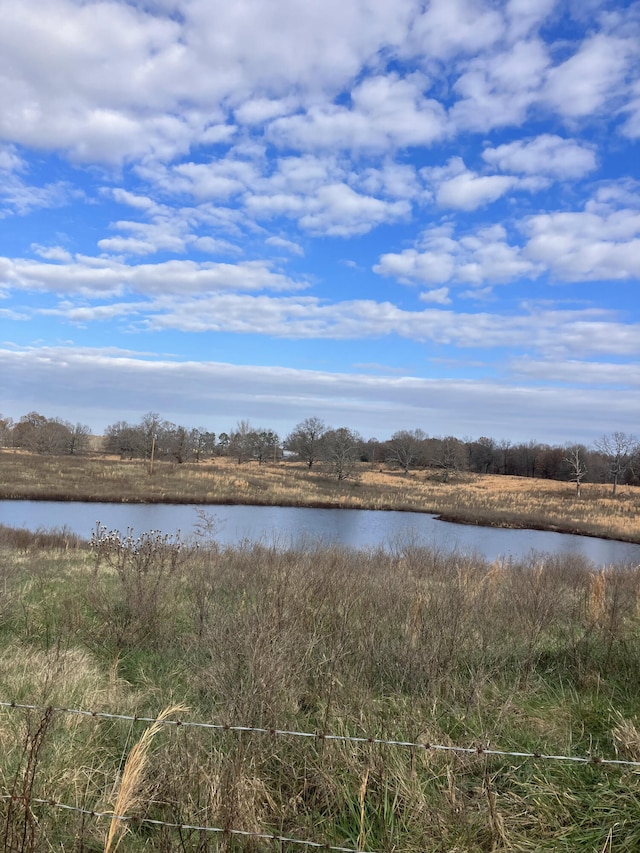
[1,452,639,544]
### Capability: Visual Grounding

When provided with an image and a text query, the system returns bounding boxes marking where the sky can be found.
[1,0,639,445]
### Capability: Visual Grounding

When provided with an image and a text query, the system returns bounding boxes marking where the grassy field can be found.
[1,526,640,851]
[1,451,640,543]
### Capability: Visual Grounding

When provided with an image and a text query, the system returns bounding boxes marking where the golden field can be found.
[1,451,639,543]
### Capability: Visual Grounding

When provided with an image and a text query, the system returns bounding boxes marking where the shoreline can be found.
[3,491,639,546]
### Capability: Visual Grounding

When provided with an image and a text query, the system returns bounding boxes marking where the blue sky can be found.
[1,0,639,444]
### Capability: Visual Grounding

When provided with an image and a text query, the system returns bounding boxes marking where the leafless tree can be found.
[385,429,426,474]
[229,419,254,464]
[322,427,362,481]
[0,415,14,449]
[429,436,469,482]
[596,432,638,495]
[564,445,588,497]
[285,417,328,469]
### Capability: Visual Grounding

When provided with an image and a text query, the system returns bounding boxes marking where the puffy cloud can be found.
[267,74,446,152]
[247,182,410,237]
[0,255,307,297]
[482,134,597,180]
[543,33,633,119]
[506,0,557,39]
[523,208,640,281]
[420,158,526,212]
[265,236,304,255]
[376,191,640,288]
[234,97,297,125]
[436,170,517,211]
[403,0,504,60]
[357,162,423,201]
[419,287,451,305]
[0,0,417,162]
[374,222,541,286]
[450,39,550,131]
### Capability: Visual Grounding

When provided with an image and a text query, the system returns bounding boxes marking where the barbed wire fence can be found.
[2,699,640,852]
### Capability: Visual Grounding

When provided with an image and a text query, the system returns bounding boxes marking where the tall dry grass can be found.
[1,529,640,850]
[1,451,639,542]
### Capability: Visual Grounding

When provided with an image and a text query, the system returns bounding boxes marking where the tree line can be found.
[1,410,639,493]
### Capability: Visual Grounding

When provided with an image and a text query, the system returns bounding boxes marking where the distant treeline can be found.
[1,410,638,490]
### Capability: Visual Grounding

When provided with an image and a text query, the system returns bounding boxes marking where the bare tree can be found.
[65,422,92,455]
[0,415,14,449]
[596,432,638,495]
[285,417,328,469]
[322,427,362,481]
[429,436,469,482]
[564,445,588,497]
[229,420,254,464]
[385,429,426,474]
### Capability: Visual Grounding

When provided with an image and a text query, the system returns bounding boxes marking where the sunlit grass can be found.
[1,450,639,541]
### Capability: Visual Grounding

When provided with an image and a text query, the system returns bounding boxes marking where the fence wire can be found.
[2,700,640,768]
[0,794,374,852]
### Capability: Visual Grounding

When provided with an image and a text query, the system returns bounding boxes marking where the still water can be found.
[2,499,640,566]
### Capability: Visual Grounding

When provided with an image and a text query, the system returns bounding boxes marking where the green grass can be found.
[1,526,640,850]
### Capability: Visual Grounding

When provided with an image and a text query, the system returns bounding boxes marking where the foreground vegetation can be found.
[1,526,640,851]
[2,451,640,543]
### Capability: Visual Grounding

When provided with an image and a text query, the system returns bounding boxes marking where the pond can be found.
[2,499,640,566]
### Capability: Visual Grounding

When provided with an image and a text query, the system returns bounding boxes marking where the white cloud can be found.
[265,236,304,256]
[450,39,550,131]
[482,134,597,180]
[403,0,504,60]
[267,74,446,152]
[31,244,73,263]
[86,290,639,361]
[4,342,640,444]
[374,222,540,287]
[506,0,557,40]
[523,208,640,281]
[170,159,257,200]
[437,170,517,211]
[234,97,297,125]
[512,357,640,387]
[0,255,307,297]
[96,192,245,257]
[357,162,423,201]
[0,175,73,216]
[543,33,633,119]
[0,0,418,163]
[248,182,410,237]
[376,192,640,288]
[420,157,532,212]
[419,287,451,305]
[621,79,640,138]
[0,143,25,172]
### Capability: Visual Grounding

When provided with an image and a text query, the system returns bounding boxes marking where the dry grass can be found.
[104,704,187,853]
[1,533,640,850]
[2,451,640,542]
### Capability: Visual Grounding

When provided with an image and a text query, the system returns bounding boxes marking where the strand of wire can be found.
[2,700,639,769]
[0,795,373,853]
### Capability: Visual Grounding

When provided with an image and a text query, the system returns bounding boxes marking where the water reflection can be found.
[2,499,640,567]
